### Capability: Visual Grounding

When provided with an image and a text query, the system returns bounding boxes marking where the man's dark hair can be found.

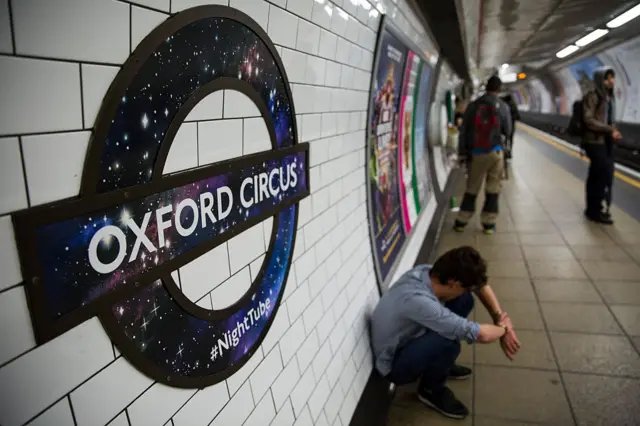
[430,246,487,289]
[604,69,615,80]
[486,76,502,93]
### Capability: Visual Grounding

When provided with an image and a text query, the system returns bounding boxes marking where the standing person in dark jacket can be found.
[582,68,622,224]
[454,76,512,234]
[501,94,520,158]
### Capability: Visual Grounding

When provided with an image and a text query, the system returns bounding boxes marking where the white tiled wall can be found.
[0,1,440,425]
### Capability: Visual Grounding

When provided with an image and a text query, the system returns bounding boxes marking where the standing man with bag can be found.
[454,76,512,234]
[581,68,622,224]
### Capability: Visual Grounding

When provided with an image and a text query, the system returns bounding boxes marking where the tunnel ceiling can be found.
[473,0,637,69]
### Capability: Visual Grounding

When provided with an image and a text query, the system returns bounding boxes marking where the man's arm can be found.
[403,295,507,345]
[474,285,503,323]
[475,285,521,359]
[583,92,614,134]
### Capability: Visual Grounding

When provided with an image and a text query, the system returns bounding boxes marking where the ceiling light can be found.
[556,45,579,58]
[501,63,509,69]
[607,4,640,28]
[575,29,609,47]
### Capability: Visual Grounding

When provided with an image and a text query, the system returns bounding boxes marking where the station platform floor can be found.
[386,126,640,426]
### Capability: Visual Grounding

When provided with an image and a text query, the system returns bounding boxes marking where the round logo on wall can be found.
[12,6,309,388]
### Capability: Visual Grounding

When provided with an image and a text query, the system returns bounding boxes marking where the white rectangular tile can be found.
[198,119,243,165]
[185,91,223,121]
[335,38,350,64]
[128,0,170,11]
[296,329,320,373]
[223,90,260,118]
[324,384,344,424]
[285,281,311,323]
[173,382,229,426]
[305,55,326,86]
[81,64,120,129]
[243,117,271,155]
[338,388,358,426]
[271,358,301,410]
[226,345,263,396]
[209,381,253,426]
[301,113,322,142]
[128,383,196,426]
[268,6,298,49]
[210,266,251,309]
[0,0,11,53]
[22,131,89,206]
[0,138,27,215]
[13,0,129,63]
[70,357,153,426]
[279,317,306,364]
[245,393,276,426]
[132,6,168,51]
[307,375,330,421]
[230,0,269,29]
[162,122,198,174]
[345,17,360,43]
[294,249,316,283]
[318,29,338,60]
[296,19,320,55]
[261,306,290,354]
[27,398,74,426]
[0,216,22,292]
[179,243,230,302]
[107,412,129,426]
[316,308,335,343]
[330,8,349,36]
[0,319,113,426]
[172,0,227,12]
[311,1,333,30]
[312,339,332,379]
[227,222,265,274]
[289,365,316,416]
[287,0,314,19]
[271,400,295,426]
[281,48,308,84]
[0,57,82,135]
[250,346,283,402]
[0,286,35,366]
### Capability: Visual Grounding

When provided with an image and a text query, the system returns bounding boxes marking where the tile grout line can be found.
[504,156,579,426]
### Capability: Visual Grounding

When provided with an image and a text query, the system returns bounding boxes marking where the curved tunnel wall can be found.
[0,1,459,426]
[512,34,640,170]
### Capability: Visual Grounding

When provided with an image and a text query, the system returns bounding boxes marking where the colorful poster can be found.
[411,61,434,214]
[398,51,419,233]
[367,27,407,284]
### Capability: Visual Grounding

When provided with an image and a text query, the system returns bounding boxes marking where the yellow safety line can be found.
[519,124,640,190]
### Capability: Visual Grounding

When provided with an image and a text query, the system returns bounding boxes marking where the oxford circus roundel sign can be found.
[12,6,309,388]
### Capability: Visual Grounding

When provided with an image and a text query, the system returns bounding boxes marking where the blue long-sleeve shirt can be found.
[370,265,480,376]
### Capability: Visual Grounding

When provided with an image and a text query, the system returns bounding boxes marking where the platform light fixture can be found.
[575,29,609,47]
[502,72,517,83]
[501,63,509,69]
[607,3,640,28]
[517,72,527,79]
[556,45,579,58]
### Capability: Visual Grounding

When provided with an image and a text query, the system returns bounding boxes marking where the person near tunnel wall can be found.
[454,76,512,234]
[501,94,520,158]
[582,67,623,224]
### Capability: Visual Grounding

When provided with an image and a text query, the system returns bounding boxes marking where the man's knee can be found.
[446,292,474,318]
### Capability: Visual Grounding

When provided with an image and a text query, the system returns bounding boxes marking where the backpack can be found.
[472,97,501,151]
[567,99,585,137]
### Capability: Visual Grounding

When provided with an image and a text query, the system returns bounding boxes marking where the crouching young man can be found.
[370,246,520,419]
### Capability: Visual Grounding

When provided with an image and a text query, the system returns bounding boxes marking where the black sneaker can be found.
[453,220,466,232]
[417,386,469,419]
[585,210,613,225]
[448,364,472,380]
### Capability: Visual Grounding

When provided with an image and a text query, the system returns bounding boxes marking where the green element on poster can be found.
[411,60,422,214]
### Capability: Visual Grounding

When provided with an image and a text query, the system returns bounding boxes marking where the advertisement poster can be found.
[398,51,419,233]
[412,61,434,213]
[367,27,407,284]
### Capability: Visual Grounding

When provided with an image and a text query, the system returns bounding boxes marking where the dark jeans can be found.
[584,142,614,215]
[387,293,474,392]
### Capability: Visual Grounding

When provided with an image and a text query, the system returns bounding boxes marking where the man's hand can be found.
[496,312,520,360]
[612,129,622,140]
